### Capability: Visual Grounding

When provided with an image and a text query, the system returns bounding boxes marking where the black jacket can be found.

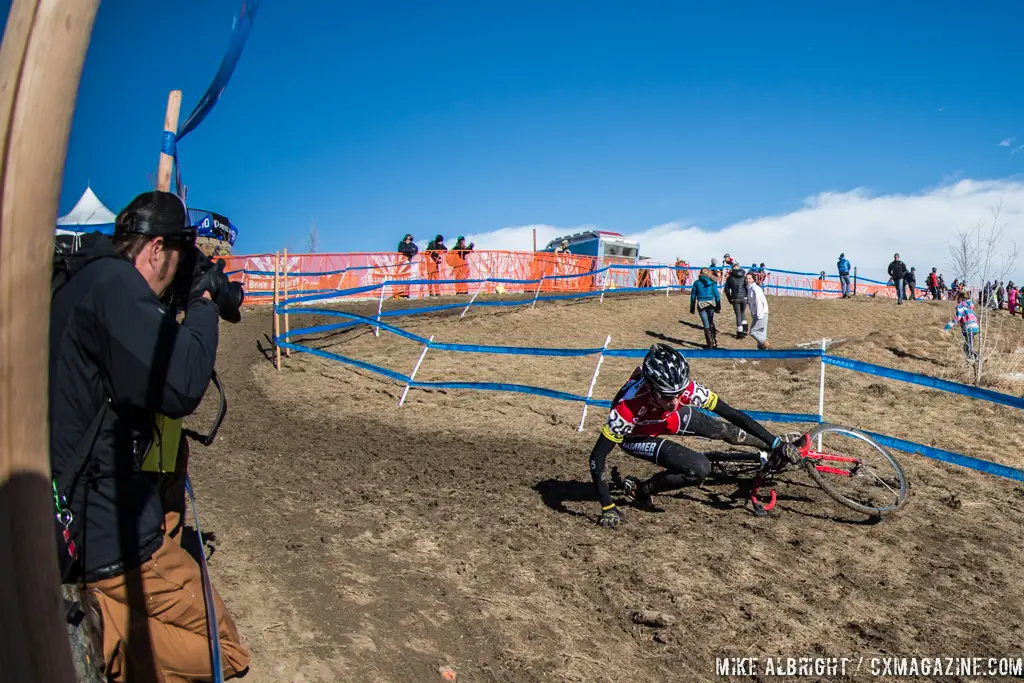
[397,239,418,261]
[49,236,219,580]
[887,259,908,280]
[724,269,747,303]
[905,270,916,286]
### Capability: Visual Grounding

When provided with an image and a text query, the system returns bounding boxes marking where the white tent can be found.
[57,186,116,235]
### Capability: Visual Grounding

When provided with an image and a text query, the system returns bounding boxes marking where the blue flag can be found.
[177,0,260,141]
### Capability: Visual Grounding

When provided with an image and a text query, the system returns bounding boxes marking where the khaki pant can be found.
[86,535,251,683]
[85,440,250,682]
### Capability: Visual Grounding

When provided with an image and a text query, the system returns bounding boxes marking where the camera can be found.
[167,246,245,322]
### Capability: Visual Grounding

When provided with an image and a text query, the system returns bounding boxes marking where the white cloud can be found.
[999,138,1015,147]
[463,179,1024,283]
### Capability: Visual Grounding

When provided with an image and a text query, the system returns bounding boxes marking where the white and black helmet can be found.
[642,343,690,395]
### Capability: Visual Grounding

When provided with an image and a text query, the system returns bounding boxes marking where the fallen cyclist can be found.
[588,343,800,527]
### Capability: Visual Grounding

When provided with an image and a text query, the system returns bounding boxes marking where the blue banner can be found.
[177,0,261,141]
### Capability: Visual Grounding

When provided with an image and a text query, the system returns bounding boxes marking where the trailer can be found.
[541,230,640,288]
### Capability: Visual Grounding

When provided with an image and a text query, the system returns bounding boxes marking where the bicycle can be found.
[616,423,910,519]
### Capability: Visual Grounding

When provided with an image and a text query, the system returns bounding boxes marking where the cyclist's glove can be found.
[770,436,801,465]
[598,504,626,528]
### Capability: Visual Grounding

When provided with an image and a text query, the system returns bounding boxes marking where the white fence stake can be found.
[817,337,827,449]
[374,275,388,337]
[461,273,489,319]
[399,335,434,407]
[599,276,610,304]
[578,335,612,432]
[531,276,544,309]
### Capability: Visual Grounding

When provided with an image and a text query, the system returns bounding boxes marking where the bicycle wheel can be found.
[801,423,909,516]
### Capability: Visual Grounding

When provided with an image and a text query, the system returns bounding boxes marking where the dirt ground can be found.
[184,290,1024,683]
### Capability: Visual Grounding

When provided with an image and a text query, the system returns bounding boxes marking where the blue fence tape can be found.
[823,356,1024,411]
[409,380,591,403]
[604,348,822,360]
[430,341,606,357]
[861,430,1024,483]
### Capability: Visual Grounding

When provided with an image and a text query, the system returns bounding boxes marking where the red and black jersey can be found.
[601,367,719,443]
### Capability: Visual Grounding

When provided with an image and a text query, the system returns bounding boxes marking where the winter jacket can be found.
[837,257,851,275]
[426,239,447,263]
[49,234,219,581]
[689,274,721,313]
[747,281,768,320]
[398,237,418,261]
[945,300,979,333]
[905,270,916,286]
[887,259,908,280]
[724,269,747,303]
[927,273,939,288]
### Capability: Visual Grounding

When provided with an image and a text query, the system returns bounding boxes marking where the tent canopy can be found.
[57,186,116,234]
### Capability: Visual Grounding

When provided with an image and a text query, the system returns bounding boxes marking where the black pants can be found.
[619,407,767,495]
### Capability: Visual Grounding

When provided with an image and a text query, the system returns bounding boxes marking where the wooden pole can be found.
[156,90,181,192]
[0,1,100,682]
[273,251,281,369]
[282,248,291,357]
[532,227,537,252]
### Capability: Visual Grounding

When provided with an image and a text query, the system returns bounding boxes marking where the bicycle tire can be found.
[802,423,909,517]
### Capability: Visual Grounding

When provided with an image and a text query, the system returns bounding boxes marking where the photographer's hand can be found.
[190,255,243,323]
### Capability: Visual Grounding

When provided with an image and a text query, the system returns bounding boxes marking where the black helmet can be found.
[642,343,690,395]
[114,191,196,244]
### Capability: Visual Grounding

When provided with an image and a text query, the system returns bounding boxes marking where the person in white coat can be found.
[746,271,770,350]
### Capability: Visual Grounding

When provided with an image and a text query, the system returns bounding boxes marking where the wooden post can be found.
[0,1,101,682]
[853,266,857,297]
[282,248,291,357]
[156,90,182,192]
[532,227,537,252]
[273,251,281,369]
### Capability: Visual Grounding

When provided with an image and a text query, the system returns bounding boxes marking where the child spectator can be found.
[945,291,980,363]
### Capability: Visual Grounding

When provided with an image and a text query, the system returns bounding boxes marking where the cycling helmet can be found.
[642,343,690,396]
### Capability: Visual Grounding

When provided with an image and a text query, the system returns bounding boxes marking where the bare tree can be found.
[945,201,1021,385]
[307,218,319,254]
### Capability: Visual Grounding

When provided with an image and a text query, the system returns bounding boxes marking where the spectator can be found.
[938,274,946,298]
[945,291,980,363]
[554,239,570,254]
[757,263,769,286]
[723,264,749,338]
[746,270,770,350]
[398,233,418,261]
[689,267,721,349]
[997,281,1005,310]
[674,257,690,287]
[887,253,908,304]
[905,267,917,301]
[1008,281,1017,316]
[837,253,851,298]
[927,268,940,300]
[450,236,474,295]
[425,234,447,296]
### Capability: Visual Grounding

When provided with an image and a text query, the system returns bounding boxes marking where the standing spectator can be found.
[746,270,770,350]
[837,253,851,298]
[723,264,749,338]
[928,268,940,300]
[689,267,721,349]
[905,267,917,301]
[945,291,980,363]
[997,281,1005,310]
[398,233,418,261]
[425,234,447,296]
[1008,281,1017,316]
[554,239,570,254]
[887,253,908,304]
[757,263,769,287]
[450,236,474,295]
[938,274,947,299]
[395,234,418,298]
[674,257,690,287]
[982,281,993,308]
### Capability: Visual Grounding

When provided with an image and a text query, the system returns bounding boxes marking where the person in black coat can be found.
[723,264,749,338]
[398,234,418,261]
[887,253,908,304]
[905,267,917,301]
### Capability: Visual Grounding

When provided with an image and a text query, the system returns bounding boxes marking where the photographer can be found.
[49,191,249,682]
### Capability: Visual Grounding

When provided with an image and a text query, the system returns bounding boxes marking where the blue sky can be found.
[16,1,1024,261]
